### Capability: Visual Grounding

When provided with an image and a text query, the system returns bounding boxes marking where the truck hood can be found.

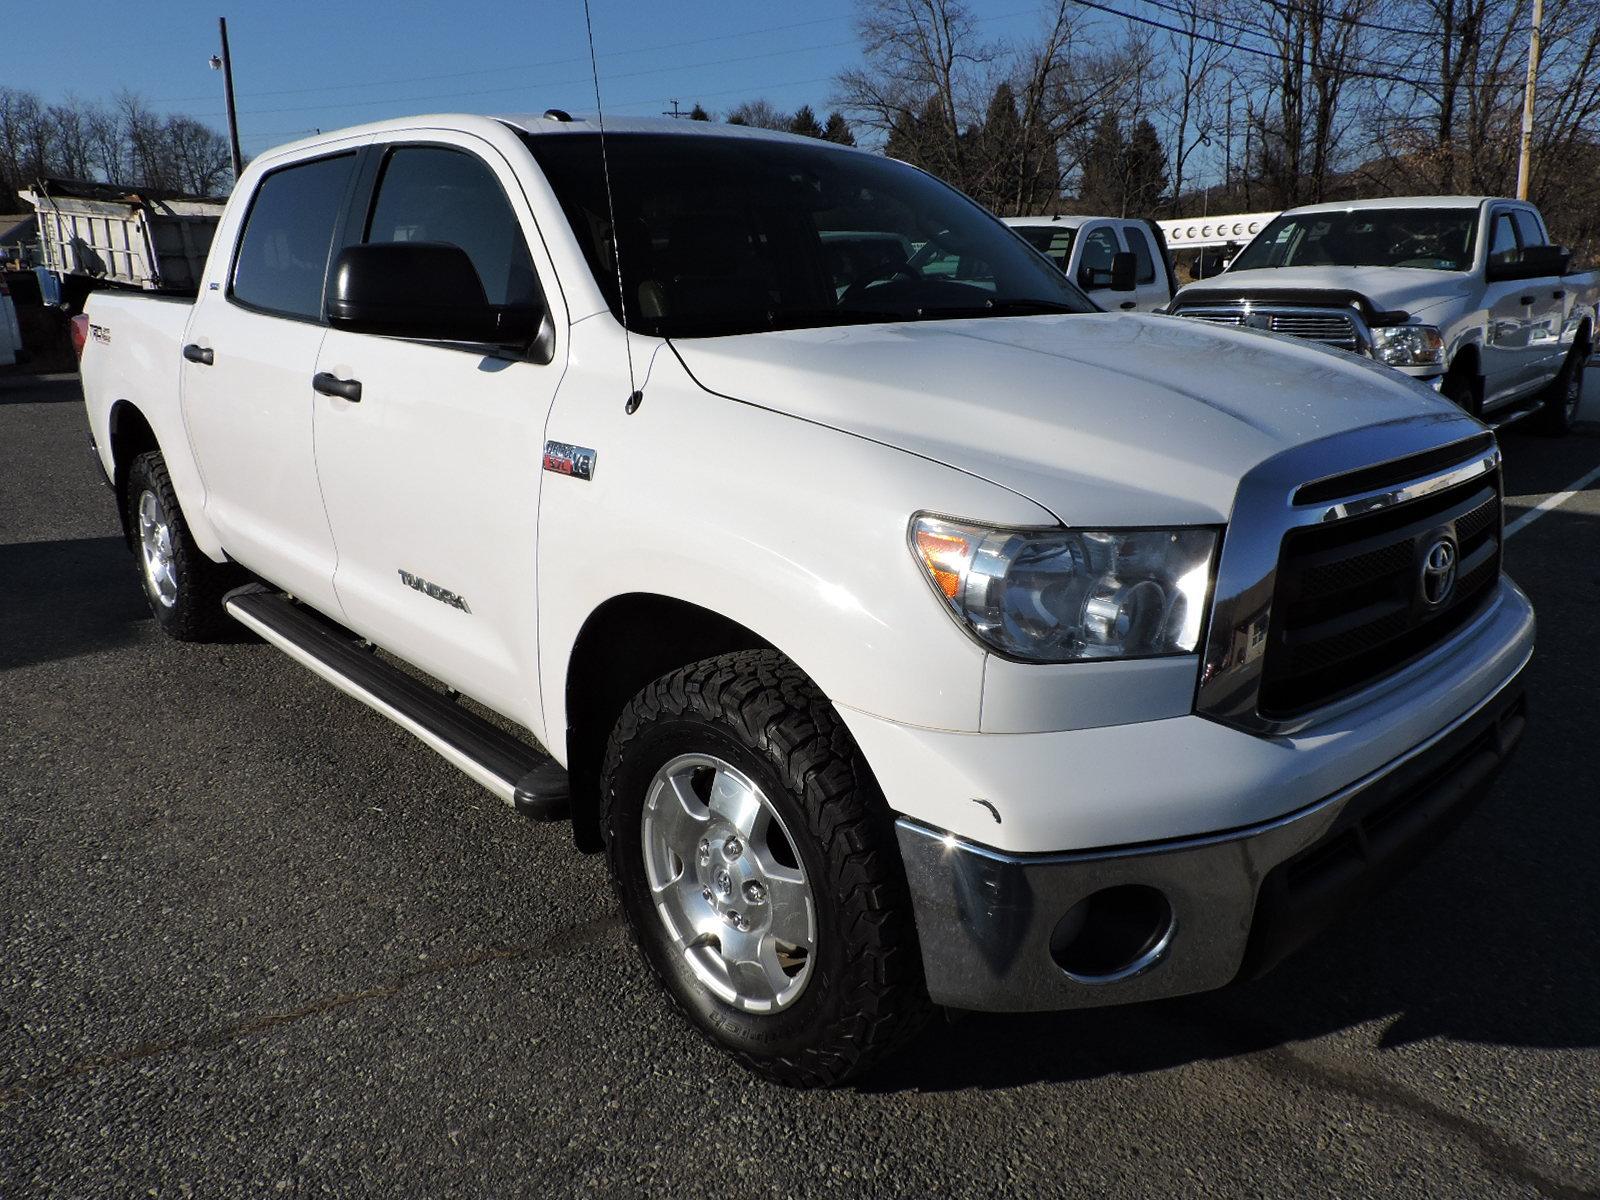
[671,312,1472,527]
[1176,266,1465,318]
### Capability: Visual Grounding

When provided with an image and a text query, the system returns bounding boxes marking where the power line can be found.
[1076,0,1520,92]
[1133,0,1521,87]
[1251,0,1443,41]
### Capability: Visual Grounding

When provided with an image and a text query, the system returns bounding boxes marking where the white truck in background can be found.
[1003,215,1177,311]
[1172,196,1598,433]
[76,114,1533,1086]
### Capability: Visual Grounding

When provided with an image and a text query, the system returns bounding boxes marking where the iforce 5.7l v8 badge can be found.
[543,441,596,481]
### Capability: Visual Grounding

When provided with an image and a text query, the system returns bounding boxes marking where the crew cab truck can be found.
[78,114,1534,1086]
[1003,214,1178,311]
[1171,196,1599,433]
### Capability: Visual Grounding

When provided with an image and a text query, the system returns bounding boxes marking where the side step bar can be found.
[224,586,569,820]
[1487,400,1545,430]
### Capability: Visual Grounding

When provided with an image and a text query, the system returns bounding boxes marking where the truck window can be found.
[1511,209,1547,249]
[522,132,1093,337]
[1014,225,1075,272]
[1489,213,1521,267]
[364,146,540,308]
[1123,226,1157,284]
[1232,208,1478,272]
[1079,227,1119,276]
[231,153,356,320]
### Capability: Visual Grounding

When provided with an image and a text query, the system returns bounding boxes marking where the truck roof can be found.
[1278,195,1503,215]
[1001,215,1111,229]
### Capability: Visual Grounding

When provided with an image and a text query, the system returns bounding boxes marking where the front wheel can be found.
[601,650,930,1086]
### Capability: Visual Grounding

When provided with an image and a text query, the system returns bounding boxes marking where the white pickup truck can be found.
[1003,214,1178,311]
[1171,196,1599,432]
[78,114,1534,1086]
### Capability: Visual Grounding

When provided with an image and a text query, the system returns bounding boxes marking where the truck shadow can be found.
[866,499,1600,1094]
[0,536,154,671]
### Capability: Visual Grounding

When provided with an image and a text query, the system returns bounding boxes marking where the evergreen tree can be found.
[1123,118,1168,213]
[689,103,710,121]
[1077,113,1126,212]
[978,82,1023,211]
[821,111,856,146]
[788,105,825,139]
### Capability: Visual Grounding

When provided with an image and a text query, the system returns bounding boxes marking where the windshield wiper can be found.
[911,297,1084,319]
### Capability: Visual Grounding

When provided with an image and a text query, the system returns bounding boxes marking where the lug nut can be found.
[723,908,742,926]
[742,880,767,904]
[701,886,714,903]
[697,839,712,866]
[723,837,744,859]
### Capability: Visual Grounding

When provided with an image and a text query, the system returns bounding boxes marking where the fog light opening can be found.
[1050,885,1175,983]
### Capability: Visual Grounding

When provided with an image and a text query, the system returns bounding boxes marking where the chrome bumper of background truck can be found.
[896,655,1529,1012]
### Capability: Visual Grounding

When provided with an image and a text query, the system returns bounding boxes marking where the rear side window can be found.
[1124,226,1157,283]
[364,146,540,308]
[231,153,355,319]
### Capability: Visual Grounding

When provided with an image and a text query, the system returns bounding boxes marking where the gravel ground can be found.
[3,369,1598,1198]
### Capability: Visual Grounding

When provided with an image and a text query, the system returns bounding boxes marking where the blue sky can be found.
[7,1,1066,157]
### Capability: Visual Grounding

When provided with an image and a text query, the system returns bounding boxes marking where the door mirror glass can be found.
[327,242,544,342]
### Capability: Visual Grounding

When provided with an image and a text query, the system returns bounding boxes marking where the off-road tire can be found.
[125,450,236,641]
[1530,339,1589,436]
[601,650,932,1086]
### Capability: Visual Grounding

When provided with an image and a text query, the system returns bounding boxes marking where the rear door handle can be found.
[312,372,362,402]
[1553,289,1566,300]
[182,343,213,366]
[1519,295,1536,305]
[1119,301,1137,310]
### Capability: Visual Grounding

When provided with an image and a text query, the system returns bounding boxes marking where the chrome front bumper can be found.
[896,654,1529,1012]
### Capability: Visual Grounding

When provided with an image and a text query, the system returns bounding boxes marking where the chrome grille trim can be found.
[1195,425,1504,737]
[1173,303,1371,355]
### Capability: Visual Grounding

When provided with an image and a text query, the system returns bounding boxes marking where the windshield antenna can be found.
[581,0,643,414]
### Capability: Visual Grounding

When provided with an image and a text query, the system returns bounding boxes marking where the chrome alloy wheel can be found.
[641,753,816,1013]
[137,489,178,609]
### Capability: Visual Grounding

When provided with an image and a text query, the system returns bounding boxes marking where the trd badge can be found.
[543,441,596,480]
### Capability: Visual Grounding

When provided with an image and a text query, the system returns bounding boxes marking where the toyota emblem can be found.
[1420,538,1457,607]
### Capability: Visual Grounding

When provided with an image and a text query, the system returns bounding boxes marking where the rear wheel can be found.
[125,450,236,641]
[1530,338,1589,436]
[601,650,930,1086]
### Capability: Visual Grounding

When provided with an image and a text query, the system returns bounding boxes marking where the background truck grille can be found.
[1176,306,1360,351]
[1258,470,1502,716]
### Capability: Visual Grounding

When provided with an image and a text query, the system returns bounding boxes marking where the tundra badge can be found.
[398,570,471,613]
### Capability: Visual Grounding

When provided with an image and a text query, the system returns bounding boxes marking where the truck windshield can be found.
[1230,208,1479,273]
[522,132,1094,337]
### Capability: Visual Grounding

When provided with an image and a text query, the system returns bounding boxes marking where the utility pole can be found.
[1516,0,1542,199]
[215,17,243,183]
[662,99,686,119]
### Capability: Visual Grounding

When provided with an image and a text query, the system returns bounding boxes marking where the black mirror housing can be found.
[1110,251,1138,291]
[327,242,544,344]
[1485,243,1571,283]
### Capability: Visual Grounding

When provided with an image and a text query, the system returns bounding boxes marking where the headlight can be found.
[909,515,1219,662]
[1370,325,1445,367]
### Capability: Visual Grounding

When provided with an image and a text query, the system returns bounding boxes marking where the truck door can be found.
[180,151,356,614]
[1118,222,1169,311]
[311,137,563,724]
[1482,207,1540,407]
[1511,208,1566,378]
[1073,223,1125,307]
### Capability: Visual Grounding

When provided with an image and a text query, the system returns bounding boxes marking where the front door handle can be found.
[312,372,362,402]
[1119,301,1137,310]
[182,343,213,366]
[1553,289,1566,300]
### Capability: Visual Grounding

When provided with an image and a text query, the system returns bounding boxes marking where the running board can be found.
[224,586,569,820]
[1488,400,1544,430]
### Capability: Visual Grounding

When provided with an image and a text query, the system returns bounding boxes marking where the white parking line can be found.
[1505,461,1600,539]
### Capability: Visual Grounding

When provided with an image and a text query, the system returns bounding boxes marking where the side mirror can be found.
[1109,250,1137,291]
[1485,243,1571,283]
[327,242,544,344]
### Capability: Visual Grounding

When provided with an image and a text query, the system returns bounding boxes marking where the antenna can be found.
[581,0,643,414]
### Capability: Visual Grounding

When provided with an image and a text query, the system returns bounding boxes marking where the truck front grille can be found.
[1258,469,1503,716]
[1175,305,1361,351]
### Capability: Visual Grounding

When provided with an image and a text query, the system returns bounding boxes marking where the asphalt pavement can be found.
[3,369,1599,1198]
